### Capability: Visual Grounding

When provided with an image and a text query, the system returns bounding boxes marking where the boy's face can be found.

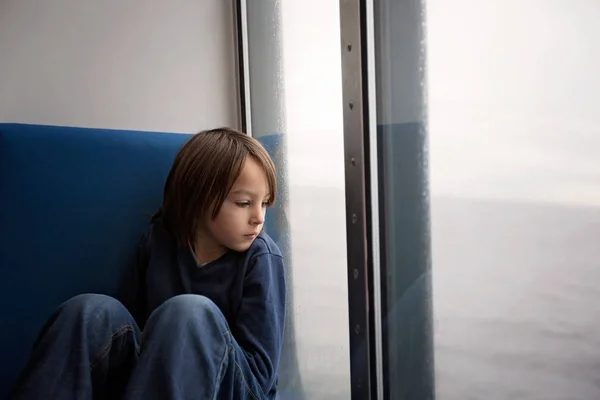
[197,157,270,262]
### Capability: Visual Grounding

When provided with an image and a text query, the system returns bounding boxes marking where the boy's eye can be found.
[235,201,270,208]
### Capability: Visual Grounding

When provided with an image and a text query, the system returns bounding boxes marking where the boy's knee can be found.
[159,294,219,317]
[62,293,118,311]
[59,294,132,326]
[149,295,225,329]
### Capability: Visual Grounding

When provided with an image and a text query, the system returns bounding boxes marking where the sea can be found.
[275,188,600,399]
[432,196,600,400]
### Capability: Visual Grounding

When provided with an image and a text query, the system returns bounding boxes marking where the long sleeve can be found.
[117,233,149,329]
[234,252,286,394]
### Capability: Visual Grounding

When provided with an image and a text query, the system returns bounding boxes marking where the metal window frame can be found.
[364,0,384,397]
[233,0,252,136]
[339,0,383,399]
[234,0,384,398]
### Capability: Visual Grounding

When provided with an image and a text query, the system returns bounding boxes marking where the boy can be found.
[11,128,286,400]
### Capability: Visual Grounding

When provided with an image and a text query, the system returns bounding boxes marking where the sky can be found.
[278,0,600,207]
[427,0,600,206]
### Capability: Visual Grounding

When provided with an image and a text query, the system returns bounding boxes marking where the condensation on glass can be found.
[244,1,351,399]
[373,0,435,398]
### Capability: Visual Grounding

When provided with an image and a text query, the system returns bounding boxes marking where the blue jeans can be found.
[10,294,266,399]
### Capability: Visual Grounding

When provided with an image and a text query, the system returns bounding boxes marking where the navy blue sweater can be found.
[118,216,286,398]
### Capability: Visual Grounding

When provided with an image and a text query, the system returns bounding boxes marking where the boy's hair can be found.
[161,127,277,246]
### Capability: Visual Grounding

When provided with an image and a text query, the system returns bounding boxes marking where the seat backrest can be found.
[0,123,191,397]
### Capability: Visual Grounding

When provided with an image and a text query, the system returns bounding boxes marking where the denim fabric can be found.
[10,294,265,400]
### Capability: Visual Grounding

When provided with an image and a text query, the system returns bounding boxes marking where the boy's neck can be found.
[192,232,227,265]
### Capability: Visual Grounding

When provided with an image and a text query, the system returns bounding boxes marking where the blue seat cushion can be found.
[0,123,191,397]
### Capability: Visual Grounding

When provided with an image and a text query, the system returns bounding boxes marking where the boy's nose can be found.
[251,209,265,225]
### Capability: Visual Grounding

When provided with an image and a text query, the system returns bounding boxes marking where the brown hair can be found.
[160,127,277,246]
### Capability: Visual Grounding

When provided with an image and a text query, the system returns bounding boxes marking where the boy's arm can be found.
[117,234,149,329]
[235,252,286,394]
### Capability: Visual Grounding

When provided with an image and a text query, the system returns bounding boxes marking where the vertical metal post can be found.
[233,0,251,133]
[339,1,376,399]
